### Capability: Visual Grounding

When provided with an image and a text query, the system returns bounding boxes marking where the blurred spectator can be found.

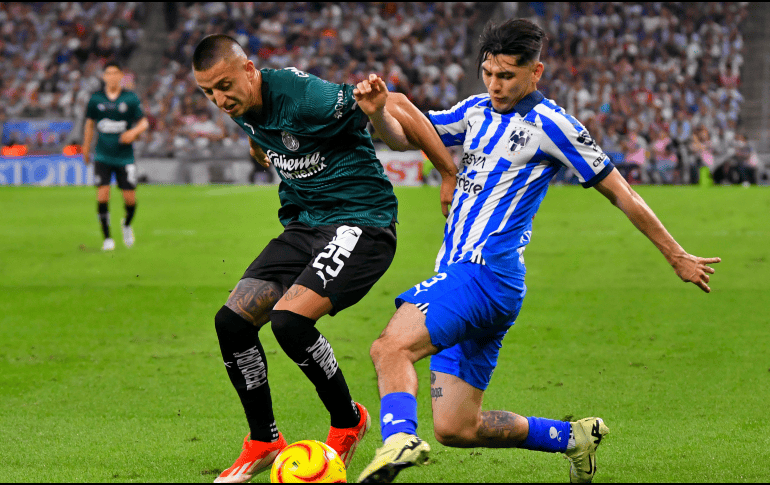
[619,131,650,184]
[689,125,716,183]
[173,109,226,158]
[714,132,758,185]
[653,141,680,184]
[669,110,692,151]
[650,127,678,183]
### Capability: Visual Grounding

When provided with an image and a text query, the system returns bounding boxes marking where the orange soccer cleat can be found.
[325,402,371,468]
[214,432,287,483]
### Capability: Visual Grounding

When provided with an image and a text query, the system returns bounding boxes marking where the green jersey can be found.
[231,68,398,228]
[86,89,144,166]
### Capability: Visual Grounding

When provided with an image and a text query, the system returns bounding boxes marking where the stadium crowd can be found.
[524,2,759,185]
[140,2,476,161]
[0,2,761,185]
[0,3,145,122]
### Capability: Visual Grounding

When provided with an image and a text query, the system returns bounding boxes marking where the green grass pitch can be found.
[1,183,768,483]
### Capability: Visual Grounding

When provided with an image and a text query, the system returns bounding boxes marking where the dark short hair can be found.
[104,60,122,71]
[476,18,546,75]
[192,34,244,71]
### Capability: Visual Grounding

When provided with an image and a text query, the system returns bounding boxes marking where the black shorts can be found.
[242,221,397,316]
[94,161,137,190]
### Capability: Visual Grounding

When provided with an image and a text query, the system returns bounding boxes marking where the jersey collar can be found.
[512,90,544,117]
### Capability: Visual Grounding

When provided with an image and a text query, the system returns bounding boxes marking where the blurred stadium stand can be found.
[1,2,768,186]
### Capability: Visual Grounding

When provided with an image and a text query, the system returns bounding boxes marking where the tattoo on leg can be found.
[226,278,282,326]
[430,371,443,400]
[477,411,527,446]
[283,285,308,301]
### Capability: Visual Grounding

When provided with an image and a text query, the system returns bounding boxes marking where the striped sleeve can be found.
[427,95,487,147]
[536,101,614,187]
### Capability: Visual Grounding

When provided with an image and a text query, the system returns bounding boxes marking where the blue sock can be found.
[380,392,418,442]
[520,416,570,452]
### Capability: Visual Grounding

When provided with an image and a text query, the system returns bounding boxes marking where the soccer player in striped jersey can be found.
[354,19,721,483]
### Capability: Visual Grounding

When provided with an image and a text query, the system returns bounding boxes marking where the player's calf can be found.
[215,305,279,442]
[97,201,111,241]
[270,310,361,429]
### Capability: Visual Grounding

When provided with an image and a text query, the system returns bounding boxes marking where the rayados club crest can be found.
[509,127,533,154]
[281,131,300,151]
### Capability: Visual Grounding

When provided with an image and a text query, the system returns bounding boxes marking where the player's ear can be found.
[532,62,544,83]
[244,59,256,76]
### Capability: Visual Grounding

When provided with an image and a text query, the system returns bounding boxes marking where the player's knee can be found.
[369,337,391,364]
[215,305,251,338]
[370,334,420,365]
[270,310,315,342]
[433,422,475,447]
[433,426,462,446]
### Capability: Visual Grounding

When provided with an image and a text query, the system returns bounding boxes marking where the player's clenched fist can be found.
[249,137,270,167]
[119,131,137,144]
[353,74,388,116]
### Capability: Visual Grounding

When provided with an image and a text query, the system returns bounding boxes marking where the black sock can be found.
[97,202,110,239]
[271,310,360,429]
[215,306,279,442]
[124,203,136,226]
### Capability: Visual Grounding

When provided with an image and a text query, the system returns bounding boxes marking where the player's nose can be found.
[213,91,226,109]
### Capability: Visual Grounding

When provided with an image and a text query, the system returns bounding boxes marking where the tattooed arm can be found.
[226,278,284,327]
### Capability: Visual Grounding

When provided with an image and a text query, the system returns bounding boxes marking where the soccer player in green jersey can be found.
[82,61,149,251]
[191,35,456,483]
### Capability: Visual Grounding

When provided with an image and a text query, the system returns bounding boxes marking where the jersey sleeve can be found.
[85,94,99,120]
[278,68,368,137]
[538,110,614,188]
[131,93,144,121]
[426,95,485,147]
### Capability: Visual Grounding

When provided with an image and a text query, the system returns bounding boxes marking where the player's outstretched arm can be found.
[595,169,721,292]
[354,73,457,216]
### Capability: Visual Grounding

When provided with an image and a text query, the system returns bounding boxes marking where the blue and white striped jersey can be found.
[427,90,614,278]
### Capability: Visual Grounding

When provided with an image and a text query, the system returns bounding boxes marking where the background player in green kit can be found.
[192,34,456,483]
[82,61,149,251]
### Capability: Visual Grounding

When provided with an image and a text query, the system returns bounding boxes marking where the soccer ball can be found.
[270,440,346,483]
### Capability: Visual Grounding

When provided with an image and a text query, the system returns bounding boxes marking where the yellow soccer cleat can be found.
[564,417,610,483]
[358,432,430,483]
